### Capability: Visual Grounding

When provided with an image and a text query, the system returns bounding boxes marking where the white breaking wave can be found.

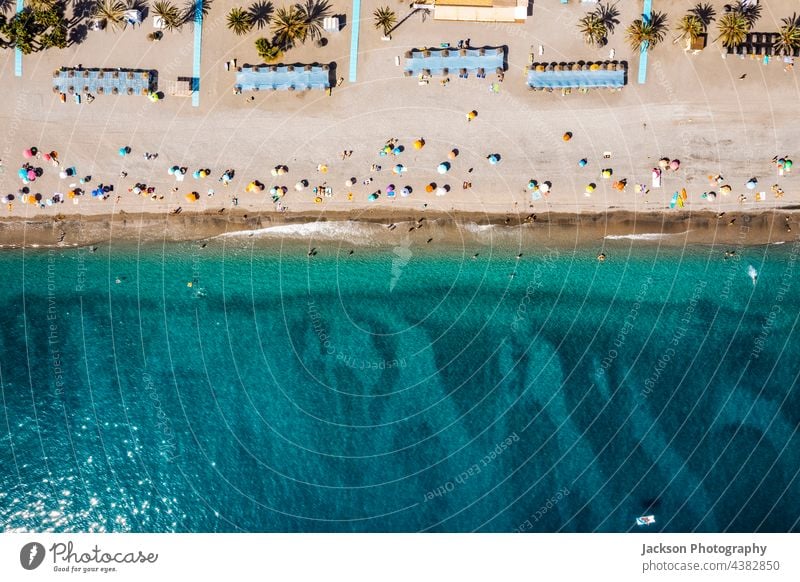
[461,223,497,233]
[213,221,389,244]
[604,230,691,241]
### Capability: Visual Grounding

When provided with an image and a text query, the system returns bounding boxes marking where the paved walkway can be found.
[637,0,653,84]
[192,3,203,106]
[14,0,23,77]
[348,0,361,82]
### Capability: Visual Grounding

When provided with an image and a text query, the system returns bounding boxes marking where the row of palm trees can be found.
[226,0,330,47]
[93,0,209,32]
[580,2,800,55]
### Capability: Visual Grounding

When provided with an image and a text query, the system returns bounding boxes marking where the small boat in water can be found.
[636,515,656,526]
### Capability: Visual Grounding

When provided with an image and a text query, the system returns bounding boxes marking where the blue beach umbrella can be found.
[393,164,405,174]
[401,186,411,197]
[488,154,500,165]
[578,158,588,167]
[386,189,396,198]
[527,180,537,190]
[437,162,450,174]
[119,146,130,157]
[168,166,178,175]
[368,193,379,201]
[746,178,757,190]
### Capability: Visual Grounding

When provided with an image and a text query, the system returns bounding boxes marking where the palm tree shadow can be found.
[182,0,212,24]
[388,6,426,35]
[736,2,762,28]
[68,23,88,46]
[128,0,150,19]
[248,0,273,30]
[596,2,620,34]
[0,0,15,14]
[690,2,716,28]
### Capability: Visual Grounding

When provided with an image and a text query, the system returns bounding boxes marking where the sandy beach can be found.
[1,0,799,246]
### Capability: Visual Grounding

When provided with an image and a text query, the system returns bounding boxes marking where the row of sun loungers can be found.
[52,67,154,96]
[726,33,800,57]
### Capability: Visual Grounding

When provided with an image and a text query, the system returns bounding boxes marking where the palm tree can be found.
[626,11,667,52]
[248,0,273,30]
[93,0,125,30]
[226,6,252,35]
[255,37,281,61]
[271,5,306,48]
[690,2,716,28]
[716,12,749,49]
[153,0,181,31]
[578,13,606,47]
[774,13,800,56]
[296,0,330,42]
[675,14,703,44]
[373,6,396,36]
[28,0,59,10]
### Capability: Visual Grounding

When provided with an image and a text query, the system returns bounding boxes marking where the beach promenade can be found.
[0,0,799,243]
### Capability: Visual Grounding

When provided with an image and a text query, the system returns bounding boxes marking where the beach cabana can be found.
[403,47,505,78]
[235,64,332,92]
[53,67,154,96]
[526,61,627,90]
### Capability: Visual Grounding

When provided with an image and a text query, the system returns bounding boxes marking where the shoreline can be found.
[1,209,796,249]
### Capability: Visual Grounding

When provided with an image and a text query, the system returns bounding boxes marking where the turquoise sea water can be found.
[1,237,799,532]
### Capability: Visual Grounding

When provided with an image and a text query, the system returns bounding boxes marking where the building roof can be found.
[433,0,527,22]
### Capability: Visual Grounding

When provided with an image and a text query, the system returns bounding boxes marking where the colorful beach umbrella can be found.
[437,162,450,174]
[488,154,500,165]
[401,187,411,197]
[413,139,425,150]
[393,164,405,174]
[119,146,130,157]
[23,149,33,158]
[368,193,379,201]
[185,192,200,202]
[527,180,537,190]
[670,159,681,171]
[27,170,36,181]
[467,110,477,121]
[602,169,612,179]
[425,183,435,193]
[448,149,459,160]
[562,132,572,142]
[578,159,588,167]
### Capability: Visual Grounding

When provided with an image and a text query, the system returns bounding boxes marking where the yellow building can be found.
[432,0,528,23]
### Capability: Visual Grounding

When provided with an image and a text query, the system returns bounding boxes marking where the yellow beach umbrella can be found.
[602,169,612,179]
[413,139,425,150]
[185,192,200,202]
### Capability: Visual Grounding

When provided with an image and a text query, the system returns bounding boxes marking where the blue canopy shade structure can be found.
[235,64,332,92]
[404,47,505,77]
[52,67,154,96]
[526,62,627,89]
